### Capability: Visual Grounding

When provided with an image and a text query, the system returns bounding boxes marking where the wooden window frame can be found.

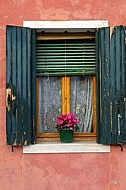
[36,32,96,141]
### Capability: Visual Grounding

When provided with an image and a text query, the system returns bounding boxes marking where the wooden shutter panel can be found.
[6,25,36,145]
[96,26,126,145]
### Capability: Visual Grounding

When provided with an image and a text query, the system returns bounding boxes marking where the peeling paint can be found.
[23,139,28,145]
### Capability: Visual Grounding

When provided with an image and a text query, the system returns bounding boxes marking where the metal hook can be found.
[118,143,123,152]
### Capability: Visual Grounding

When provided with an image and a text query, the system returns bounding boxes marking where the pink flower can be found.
[56,113,79,131]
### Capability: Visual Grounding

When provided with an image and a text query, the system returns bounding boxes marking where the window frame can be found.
[36,32,97,141]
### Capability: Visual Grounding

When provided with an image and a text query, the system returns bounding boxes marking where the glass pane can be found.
[38,77,61,133]
[70,76,93,133]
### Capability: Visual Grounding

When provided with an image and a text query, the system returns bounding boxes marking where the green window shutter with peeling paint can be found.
[6,25,36,146]
[96,26,126,145]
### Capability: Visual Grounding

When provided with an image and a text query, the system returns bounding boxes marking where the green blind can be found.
[36,39,96,76]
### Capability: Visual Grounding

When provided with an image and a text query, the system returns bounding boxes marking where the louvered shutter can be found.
[6,25,36,145]
[96,26,126,145]
[36,39,96,76]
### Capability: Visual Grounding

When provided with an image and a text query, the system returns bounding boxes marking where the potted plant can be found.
[56,113,79,143]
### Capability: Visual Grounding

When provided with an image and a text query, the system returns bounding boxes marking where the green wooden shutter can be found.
[96,26,126,145]
[36,39,96,76]
[6,25,36,146]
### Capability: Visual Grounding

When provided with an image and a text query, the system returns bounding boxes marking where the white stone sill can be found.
[23,141,110,154]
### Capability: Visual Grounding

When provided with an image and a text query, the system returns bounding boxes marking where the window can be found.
[6,21,126,147]
[36,34,96,141]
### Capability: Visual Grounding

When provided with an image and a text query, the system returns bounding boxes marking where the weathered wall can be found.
[1,0,126,189]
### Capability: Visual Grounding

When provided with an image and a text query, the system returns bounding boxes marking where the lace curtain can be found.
[38,76,93,133]
[70,76,93,133]
[38,77,61,133]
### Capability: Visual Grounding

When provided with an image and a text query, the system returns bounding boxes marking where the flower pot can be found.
[59,130,73,143]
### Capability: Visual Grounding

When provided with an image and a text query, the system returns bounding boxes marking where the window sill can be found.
[23,141,110,153]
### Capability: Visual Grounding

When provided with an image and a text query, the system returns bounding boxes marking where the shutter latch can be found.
[117,102,121,135]
[117,114,121,135]
[118,143,123,152]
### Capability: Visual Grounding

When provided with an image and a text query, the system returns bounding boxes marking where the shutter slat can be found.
[11,27,17,144]
[96,28,101,143]
[17,27,22,144]
[104,27,111,144]
[110,28,117,144]
[27,28,32,144]
[22,28,28,144]
[31,29,36,144]
[100,28,106,143]
[6,26,12,145]
[121,27,126,142]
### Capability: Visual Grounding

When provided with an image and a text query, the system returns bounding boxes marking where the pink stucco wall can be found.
[1,0,126,189]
